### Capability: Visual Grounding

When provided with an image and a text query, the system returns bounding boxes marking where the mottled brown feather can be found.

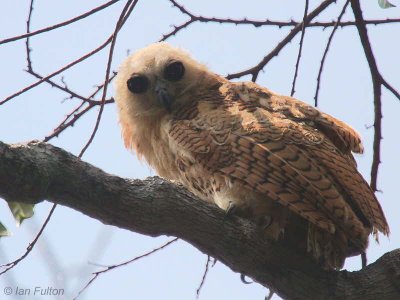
[114,42,389,270]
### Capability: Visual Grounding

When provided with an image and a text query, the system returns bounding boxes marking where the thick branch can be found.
[0,141,399,300]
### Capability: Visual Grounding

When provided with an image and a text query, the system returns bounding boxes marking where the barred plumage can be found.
[114,42,389,269]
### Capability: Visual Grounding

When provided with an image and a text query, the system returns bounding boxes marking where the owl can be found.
[114,42,389,269]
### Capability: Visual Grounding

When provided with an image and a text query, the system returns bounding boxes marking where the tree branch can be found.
[349,0,400,192]
[0,0,119,45]
[0,141,399,300]
[226,0,336,80]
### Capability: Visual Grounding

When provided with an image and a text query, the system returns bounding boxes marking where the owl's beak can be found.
[155,81,173,112]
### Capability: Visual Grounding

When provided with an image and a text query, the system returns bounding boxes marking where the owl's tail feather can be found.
[307,224,369,270]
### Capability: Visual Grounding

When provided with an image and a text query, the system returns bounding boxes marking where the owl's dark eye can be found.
[127,75,149,94]
[164,61,185,82]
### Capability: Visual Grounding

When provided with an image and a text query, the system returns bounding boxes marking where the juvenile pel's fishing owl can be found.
[114,42,389,269]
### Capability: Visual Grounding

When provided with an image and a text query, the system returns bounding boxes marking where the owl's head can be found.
[115,42,219,118]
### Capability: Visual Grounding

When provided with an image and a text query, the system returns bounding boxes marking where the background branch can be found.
[350,0,400,192]
[226,0,336,81]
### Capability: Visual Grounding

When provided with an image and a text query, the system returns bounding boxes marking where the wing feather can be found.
[234,81,389,235]
[169,82,389,248]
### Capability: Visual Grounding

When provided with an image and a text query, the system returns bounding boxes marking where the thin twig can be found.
[196,256,212,299]
[0,0,119,45]
[78,0,139,157]
[25,0,34,72]
[160,0,400,42]
[27,69,100,104]
[290,0,309,95]
[314,0,350,106]
[160,19,195,41]
[74,238,179,300]
[168,0,400,29]
[3,5,398,46]
[89,71,118,99]
[1,34,114,106]
[160,17,400,42]
[351,0,384,192]
[43,102,89,142]
[0,204,57,275]
[381,77,400,101]
[22,1,108,109]
[226,0,336,80]
[0,0,59,278]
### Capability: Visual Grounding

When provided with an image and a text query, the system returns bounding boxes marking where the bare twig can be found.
[21,0,112,108]
[0,0,119,45]
[1,35,113,106]
[27,69,97,104]
[0,0,124,277]
[1,0,135,107]
[314,0,350,106]
[161,0,400,42]
[226,0,336,81]
[196,256,212,299]
[160,19,195,41]
[351,0,381,192]
[160,17,400,42]
[74,238,178,300]
[25,0,34,72]
[89,71,118,99]
[168,0,400,29]
[350,0,400,192]
[0,0,58,278]
[290,0,309,95]
[78,0,139,157]
[381,77,400,102]
[43,102,90,142]
[0,204,57,275]
[39,75,115,143]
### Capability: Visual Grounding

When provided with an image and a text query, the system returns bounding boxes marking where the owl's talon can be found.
[240,274,253,284]
[259,215,273,230]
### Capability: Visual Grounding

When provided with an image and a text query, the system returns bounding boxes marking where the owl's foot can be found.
[240,274,253,284]
[257,215,285,239]
[258,215,273,230]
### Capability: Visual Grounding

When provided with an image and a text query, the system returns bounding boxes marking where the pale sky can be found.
[0,1,399,299]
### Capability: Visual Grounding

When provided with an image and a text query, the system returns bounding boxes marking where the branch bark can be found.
[0,141,399,300]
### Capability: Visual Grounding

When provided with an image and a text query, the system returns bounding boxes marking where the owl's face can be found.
[115,43,214,117]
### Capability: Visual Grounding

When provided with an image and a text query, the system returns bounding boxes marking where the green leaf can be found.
[7,202,35,226]
[378,0,396,8]
[0,222,11,237]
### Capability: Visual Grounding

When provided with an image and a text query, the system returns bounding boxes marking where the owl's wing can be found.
[169,82,389,247]
[233,82,389,236]
[235,81,364,155]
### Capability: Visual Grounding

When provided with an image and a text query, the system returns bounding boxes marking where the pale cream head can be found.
[114,42,217,119]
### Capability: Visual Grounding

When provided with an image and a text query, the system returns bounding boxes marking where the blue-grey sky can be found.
[0,1,399,299]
